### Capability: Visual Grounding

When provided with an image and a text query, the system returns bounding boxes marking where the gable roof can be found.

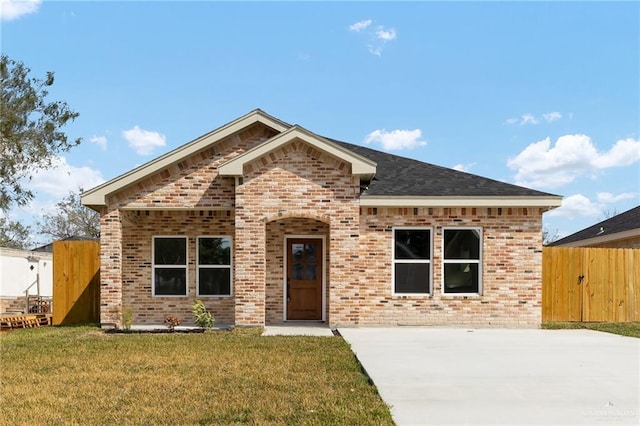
[81,109,290,208]
[218,126,376,179]
[548,205,640,247]
[81,109,562,210]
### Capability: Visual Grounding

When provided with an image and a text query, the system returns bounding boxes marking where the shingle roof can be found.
[329,138,557,197]
[548,205,640,246]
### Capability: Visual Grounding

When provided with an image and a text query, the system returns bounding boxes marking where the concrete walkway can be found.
[339,327,640,425]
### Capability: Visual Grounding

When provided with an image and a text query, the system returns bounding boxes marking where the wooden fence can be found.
[542,247,640,322]
[53,240,100,325]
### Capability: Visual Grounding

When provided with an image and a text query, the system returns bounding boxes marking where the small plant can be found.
[164,315,182,331]
[192,299,215,329]
[122,306,134,331]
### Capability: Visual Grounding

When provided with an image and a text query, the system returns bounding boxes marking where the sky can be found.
[1,0,639,246]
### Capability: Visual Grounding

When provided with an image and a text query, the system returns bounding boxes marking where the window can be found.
[393,228,432,294]
[443,228,482,294]
[197,237,232,296]
[153,237,187,296]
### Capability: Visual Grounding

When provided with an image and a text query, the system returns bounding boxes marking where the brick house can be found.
[82,110,562,328]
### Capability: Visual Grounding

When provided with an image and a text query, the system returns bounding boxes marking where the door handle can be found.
[287,277,291,302]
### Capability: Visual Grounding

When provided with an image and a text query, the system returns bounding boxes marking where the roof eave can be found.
[551,228,640,247]
[359,195,563,208]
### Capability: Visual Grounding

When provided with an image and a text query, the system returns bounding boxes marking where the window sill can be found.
[196,295,233,298]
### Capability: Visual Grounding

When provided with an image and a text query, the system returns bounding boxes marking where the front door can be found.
[286,238,323,320]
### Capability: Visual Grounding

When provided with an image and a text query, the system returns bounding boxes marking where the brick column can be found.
[99,208,123,328]
[328,202,362,327]
[233,209,266,326]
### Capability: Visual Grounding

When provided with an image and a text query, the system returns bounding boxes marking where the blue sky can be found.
[2,0,639,245]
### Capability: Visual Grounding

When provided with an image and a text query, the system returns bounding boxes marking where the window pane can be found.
[199,268,231,296]
[155,268,186,295]
[395,230,431,259]
[444,263,479,293]
[305,264,317,280]
[292,243,304,261]
[293,263,304,280]
[444,229,480,259]
[305,244,317,262]
[154,238,186,265]
[199,237,231,265]
[394,263,430,293]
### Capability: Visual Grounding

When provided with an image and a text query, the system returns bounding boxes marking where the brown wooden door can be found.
[286,238,322,320]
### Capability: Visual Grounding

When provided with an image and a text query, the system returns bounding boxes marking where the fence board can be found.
[542,247,640,322]
[53,241,100,325]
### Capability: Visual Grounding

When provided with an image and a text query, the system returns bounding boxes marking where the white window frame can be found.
[442,227,483,295]
[392,227,433,295]
[196,236,233,297]
[152,236,188,297]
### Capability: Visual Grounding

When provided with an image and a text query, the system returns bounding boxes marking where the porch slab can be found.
[262,323,334,336]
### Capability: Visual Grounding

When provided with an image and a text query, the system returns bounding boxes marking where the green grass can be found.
[0,326,393,425]
[542,321,640,338]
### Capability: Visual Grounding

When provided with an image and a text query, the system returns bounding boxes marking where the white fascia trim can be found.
[359,195,563,208]
[218,126,377,177]
[553,228,640,247]
[81,110,290,207]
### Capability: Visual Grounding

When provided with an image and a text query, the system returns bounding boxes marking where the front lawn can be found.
[0,326,393,425]
[542,321,640,338]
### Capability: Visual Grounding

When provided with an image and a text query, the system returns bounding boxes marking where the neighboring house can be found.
[0,247,53,313]
[548,206,640,248]
[81,109,562,328]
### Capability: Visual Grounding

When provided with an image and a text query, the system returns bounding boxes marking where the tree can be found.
[0,55,80,211]
[542,226,560,246]
[0,217,32,249]
[36,190,100,241]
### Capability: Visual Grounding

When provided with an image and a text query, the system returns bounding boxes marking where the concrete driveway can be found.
[339,328,639,425]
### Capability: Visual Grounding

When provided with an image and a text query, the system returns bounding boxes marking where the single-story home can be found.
[82,109,562,328]
[548,205,640,248]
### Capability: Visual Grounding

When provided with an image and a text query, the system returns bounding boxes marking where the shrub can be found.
[122,306,133,331]
[192,299,215,329]
[164,316,181,331]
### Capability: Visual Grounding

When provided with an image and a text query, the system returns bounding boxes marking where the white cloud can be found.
[122,125,166,155]
[452,163,475,173]
[26,156,105,199]
[547,192,638,220]
[376,28,397,41]
[594,138,640,168]
[505,111,563,125]
[349,19,397,56]
[0,0,40,21]
[597,192,637,203]
[507,134,640,189]
[520,114,539,125]
[365,128,426,151]
[349,19,371,32]
[90,135,108,151]
[542,112,562,122]
[546,194,602,219]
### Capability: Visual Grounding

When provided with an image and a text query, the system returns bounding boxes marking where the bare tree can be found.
[542,227,560,246]
[36,190,99,240]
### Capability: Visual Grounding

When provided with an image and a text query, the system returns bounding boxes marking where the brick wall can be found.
[120,210,235,325]
[98,122,546,328]
[235,140,360,326]
[356,207,544,327]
